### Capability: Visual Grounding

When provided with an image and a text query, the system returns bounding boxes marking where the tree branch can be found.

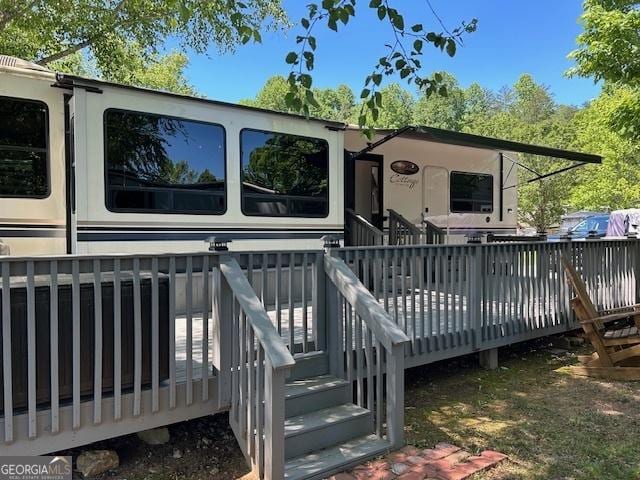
[35,0,129,66]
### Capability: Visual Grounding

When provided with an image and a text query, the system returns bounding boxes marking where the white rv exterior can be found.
[0,58,599,256]
[344,129,519,243]
[0,60,344,256]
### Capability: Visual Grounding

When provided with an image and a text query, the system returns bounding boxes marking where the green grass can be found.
[403,341,640,480]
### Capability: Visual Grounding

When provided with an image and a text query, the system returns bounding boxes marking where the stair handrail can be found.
[345,208,385,246]
[324,253,410,448]
[219,255,295,480]
[325,254,409,350]
[388,209,422,245]
[422,217,446,244]
[220,256,295,371]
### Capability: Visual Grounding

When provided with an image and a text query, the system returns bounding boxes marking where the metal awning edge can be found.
[352,125,602,164]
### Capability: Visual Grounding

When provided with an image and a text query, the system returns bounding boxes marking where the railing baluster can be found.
[288,253,295,352]
[168,256,176,409]
[1,261,12,443]
[201,255,210,402]
[302,252,308,352]
[92,259,103,424]
[50,261,59,433]
[151,257,159,412]
[133,258,142,416]
[113,259,122,418]
[26,261,36,438]
[72,259,81,429]
[185,256,193,405]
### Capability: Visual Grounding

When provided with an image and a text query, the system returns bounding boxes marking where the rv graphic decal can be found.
[389,174,419,189]
[390,160,419,175]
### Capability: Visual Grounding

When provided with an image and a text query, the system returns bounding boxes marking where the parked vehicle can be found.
[606,209,640,237]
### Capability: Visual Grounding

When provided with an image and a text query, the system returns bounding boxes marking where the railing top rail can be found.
[333,237,640,252]
[324,254,410,350]
[0,249,327,263]
[220,255,296,371]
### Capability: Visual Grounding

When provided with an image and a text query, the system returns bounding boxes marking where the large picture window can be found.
[0,96,49,198]
[450,171,493,213]
[105,109,226,214]
[240,129,329,217]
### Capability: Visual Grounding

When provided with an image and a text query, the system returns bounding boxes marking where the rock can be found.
[137,427,170,445]
[209,467,219,475]
[172,449,183,459]
[391,463,409,475]
[76,450,119,478]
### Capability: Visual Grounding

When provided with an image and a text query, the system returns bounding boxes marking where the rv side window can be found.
[450,172,493,213]
[240,129,329,217]
[104,109,226,214]
[0,96,49,198]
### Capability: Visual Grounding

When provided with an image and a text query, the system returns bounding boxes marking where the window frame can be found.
[239,127,331,219]
[449,170,494,214]
[0,95,51,199]
[103,107,228,216]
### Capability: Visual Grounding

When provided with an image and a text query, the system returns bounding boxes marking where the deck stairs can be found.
[283,352,392,480]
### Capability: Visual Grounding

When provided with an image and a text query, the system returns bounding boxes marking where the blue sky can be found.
[182,0,600,106]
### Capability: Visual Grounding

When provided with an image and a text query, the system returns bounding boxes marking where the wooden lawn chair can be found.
[561,255,640,380]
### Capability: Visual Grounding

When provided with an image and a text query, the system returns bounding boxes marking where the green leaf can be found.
[361,88,371,98]
[438,85,448,97]
[300,73,312,88]
[377,6,386,20]
[374,91,382,107]
[306,89,320,107]
[328,18,338,31]
[369,0,382,7]
[308,36,317,50]
[372,73,382,85]
[413,39,423,53]
[395,58,406,69]
[301,18,310,29]
[400,67,410,79]
[391,12,404,30]
[411,23,423,32]
[285,52,298,64]
[446,39,457,57]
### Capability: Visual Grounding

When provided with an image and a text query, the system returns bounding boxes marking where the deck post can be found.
[470,245,483,350]
[264,359,286,480]
[479,348,498,370]
[325,251,342,377]
[314,252,327,351]
[386,343,405,448]
[212,257,232,408]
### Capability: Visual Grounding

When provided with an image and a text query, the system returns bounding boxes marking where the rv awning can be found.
[353,125,603,164]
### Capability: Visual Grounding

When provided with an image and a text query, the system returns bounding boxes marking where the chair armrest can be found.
[580,310,637,326]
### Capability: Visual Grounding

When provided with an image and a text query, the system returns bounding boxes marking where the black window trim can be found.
[449,170,494,214]
[239,127,331,219]
[0,95,51,199]
[103,107,228,216]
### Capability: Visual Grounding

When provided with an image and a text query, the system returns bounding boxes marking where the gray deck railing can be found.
[219,255,295,480]
[337,239,640,367]
[1,253,220,455]
[345,209,385,247]
[1,238,638,460]
[324,254,410,448]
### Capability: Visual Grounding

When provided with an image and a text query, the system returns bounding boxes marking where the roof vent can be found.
[0,55,51,72]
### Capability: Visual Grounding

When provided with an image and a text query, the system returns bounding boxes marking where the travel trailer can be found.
[0,56,602,255]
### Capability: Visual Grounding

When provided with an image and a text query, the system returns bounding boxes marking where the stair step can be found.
[285,374,350,418]
[289,351,329,380]
[284,404,373,460]
[284,434,392,480]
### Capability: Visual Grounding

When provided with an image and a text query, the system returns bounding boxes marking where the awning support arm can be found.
[350,126,412,160]
[503,162,588,190]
